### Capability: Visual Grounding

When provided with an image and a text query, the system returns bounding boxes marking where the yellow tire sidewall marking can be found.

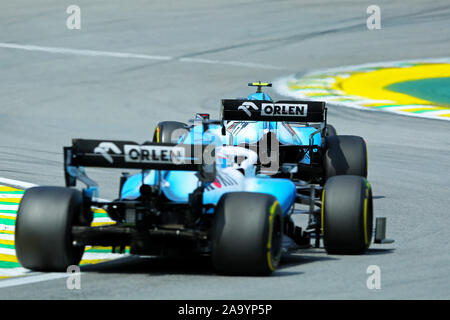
[156,126,160,143]
[266,200,280,272]
[363,181,371,247]
[363,196,368,246]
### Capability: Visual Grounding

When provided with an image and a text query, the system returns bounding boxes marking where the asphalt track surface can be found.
[0,0,449,299]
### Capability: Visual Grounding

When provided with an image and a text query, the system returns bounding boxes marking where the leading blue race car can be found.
[152,82,393,256]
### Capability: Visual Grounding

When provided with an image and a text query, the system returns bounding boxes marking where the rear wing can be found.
[221,99,326,123]
[64,139,216,188]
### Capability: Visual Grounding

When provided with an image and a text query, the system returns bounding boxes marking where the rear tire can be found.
[15,186,86,271]
[212,192,283,276]
[324,135,367,179]
[153,121,188,143]
[322,175,373,254]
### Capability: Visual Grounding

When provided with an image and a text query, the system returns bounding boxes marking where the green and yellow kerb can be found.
[280,59,450,121]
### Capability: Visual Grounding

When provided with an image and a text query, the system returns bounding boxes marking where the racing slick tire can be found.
[325,124,337,137]
[15,186,87,271]
[324,135,367,180]
[322,175,373,254]
[212,192,283,276]
[153,121,188,143]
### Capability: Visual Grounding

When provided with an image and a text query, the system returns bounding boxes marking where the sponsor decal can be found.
[261,103,308,117]
[94,142,185,164]
[238,101,259,117]
[94,142,122,163]
[124,145,185,163]
[236,101,308,118]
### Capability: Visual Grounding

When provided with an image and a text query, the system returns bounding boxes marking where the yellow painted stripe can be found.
[0,254,18,263]
[91,221,116,227]
[156,126,160,143]
[0,276,11,279]
[304,93,335,97]
[439,113,450,117]
[0,198,21,203]
[0,215,16,220]
[362,102,396,107]
[333,64,450,106]
[0,230,14,235]
[0,186,22,192]
[80,259,109,265]
[0,240,14,246]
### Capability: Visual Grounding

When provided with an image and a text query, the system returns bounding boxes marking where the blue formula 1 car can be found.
[153,82,393,254]
[15,138,298,275]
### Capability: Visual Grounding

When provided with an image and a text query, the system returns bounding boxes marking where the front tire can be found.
[212,192,283,275]
[15,186,87,271]
[322,175,373,254]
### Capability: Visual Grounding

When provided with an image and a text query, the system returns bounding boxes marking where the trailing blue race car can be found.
[15,138,297,275]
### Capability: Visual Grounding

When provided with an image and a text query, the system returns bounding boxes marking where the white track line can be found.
[0,42,172,61]
[0,42,285,70]
[0,177,36,189]
[0,272,74,289]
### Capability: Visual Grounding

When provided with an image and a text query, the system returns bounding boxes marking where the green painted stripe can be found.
[0,261,21,268]
[87,249,115,253]
[93,212,109,218]
[0,210,17,214]
[0,219,16,226]
[86,249,111,253]
[86,248,130,253]
[0,191,24,194]
[351,67,383,72]
[411,109,450,114]
[0,243,15,250]
[371,104,404,109]
[386,77,450,106]
[395,63,419,67]
[0,201,20,205]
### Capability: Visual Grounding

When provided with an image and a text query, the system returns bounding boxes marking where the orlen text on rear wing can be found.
[64,139,216,190]
[221,99,326,123]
